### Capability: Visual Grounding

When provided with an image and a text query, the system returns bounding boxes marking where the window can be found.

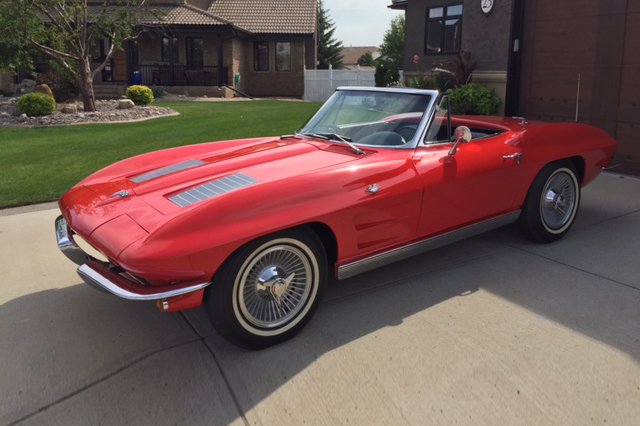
[275,42,291,72]
[425,4,463,54]
[254,41,269,71]
[161,36,179,63]
[186,38,204,69]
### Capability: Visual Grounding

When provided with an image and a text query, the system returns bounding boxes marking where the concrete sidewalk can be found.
[1,173,639,425]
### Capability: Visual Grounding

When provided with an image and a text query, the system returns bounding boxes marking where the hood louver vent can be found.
[168,173,258,207]
[131,160,207,184]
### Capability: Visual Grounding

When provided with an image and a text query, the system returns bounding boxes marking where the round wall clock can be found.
[481,0,494,15]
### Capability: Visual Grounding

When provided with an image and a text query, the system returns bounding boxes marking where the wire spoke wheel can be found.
[520,162,581,244]
[239,244,313,329]
[540,170,577,231]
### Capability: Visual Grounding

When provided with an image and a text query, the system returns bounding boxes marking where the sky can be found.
[323,0,404,47]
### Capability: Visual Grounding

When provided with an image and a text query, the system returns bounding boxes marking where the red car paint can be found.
[58,114,616,310]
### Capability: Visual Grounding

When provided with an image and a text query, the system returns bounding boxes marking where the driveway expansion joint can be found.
[493,240,640,293]
[4,337,201,426]
[179,312,250,426]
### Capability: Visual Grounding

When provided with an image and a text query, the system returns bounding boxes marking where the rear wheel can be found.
[520,162,580,243]
[205,228,326,349]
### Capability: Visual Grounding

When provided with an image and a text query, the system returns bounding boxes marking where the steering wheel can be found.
[395,124,417,142]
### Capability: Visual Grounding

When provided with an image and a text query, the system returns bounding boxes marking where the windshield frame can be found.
[297,87,440,150]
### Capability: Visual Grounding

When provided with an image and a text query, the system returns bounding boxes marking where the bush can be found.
[151,87,166,99]
[449,83,501,115]
[36,64,79,102]
[374,60,400,87]
[17,92,56,117]
[125,85,154,105]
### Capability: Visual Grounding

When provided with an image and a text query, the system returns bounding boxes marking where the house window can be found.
[186,38,204,69]
[276,42,291,72]
[254,41,269,71]
[161,36,179,63]
[425,4,463,54]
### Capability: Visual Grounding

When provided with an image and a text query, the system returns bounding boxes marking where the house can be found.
[92,0,317,98]
[390,0,639,166]
[341,46,381,70]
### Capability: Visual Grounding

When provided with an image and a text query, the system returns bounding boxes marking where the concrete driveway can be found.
[1,172,639,426]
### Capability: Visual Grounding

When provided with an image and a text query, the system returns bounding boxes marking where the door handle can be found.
[503,153,525,165]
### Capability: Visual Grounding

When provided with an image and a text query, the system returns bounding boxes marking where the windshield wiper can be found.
[297,132,364,156]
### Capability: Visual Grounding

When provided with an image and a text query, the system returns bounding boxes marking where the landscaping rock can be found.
[117,99,135,110]
[34,84,54,98]
[0,98,175,127]
[62,104,78,114]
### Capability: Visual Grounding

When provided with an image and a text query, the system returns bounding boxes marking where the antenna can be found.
[575,73,581,122]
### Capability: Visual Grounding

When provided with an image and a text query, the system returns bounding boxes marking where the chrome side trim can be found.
[77,263,210,301]
[55,215,90,266]
[337,210,521,280]
[130,159,206,184]
[169,172,258,207]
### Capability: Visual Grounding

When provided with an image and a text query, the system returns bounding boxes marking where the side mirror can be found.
[448,126,472,156]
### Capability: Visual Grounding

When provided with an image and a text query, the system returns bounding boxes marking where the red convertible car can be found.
[56,88,616,348]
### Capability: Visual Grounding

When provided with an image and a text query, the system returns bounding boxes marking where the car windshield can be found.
[297,90,433,147]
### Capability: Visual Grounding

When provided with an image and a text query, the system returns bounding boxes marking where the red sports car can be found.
[56,88,616,348]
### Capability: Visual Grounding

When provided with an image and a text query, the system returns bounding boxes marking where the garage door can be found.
[518,0,640,163]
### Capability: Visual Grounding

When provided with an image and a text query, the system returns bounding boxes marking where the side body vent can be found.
[168,173,258,207]
[131,160,206,184]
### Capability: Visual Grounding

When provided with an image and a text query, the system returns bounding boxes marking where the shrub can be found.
[374,60,400,87]
[449,83,501,115]
[17,92,56,117]
[125,85,154,105]
[151,87,166,99]
[36,64,79,102]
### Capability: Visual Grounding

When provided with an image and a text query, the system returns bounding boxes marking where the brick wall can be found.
[240,39,306,98]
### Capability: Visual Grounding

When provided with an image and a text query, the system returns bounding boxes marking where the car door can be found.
[412,130,524,238]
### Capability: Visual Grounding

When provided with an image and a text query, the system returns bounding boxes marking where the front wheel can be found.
[205,228,327,349]
[519,162,581,243]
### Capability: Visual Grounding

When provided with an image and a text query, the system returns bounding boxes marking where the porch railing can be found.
[137,65,224,86]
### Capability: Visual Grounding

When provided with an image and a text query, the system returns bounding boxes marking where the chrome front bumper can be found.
[55,215,209,301]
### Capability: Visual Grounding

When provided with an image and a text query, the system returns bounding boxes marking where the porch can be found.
[97,31,231,90]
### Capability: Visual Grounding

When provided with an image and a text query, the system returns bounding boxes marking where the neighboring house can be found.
[341,46,380,70]
[390,0,639,165]
[93,0,317,98]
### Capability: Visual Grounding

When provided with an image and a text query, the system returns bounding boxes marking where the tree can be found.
[317,0,343,69]
[379,15,405,69]
[357,52,374,67]
[0,0,153,111]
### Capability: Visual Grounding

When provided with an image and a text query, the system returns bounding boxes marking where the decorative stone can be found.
[34,84,54,98]
[62,104,78,114]
[17,113,28,122]
[117,99,135,110]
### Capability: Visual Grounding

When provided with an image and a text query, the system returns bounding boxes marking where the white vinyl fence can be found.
[304,66,379,103]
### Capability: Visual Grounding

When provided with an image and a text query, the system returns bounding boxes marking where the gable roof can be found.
[88,3,229,27]
[207,0,316,34]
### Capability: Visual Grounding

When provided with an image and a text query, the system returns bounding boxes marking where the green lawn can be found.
[0,100,320,208]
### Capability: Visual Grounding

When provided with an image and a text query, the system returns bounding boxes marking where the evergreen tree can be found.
[317,0,344,69]
[357,52,375,67]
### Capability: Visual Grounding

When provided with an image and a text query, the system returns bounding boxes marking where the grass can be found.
[0,100,321,208]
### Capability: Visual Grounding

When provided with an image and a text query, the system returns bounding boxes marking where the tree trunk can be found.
[79,59,96,112]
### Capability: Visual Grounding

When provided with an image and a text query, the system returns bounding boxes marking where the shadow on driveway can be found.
[3,222,639,424]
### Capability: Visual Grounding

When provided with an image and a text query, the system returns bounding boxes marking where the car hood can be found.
[60,136,364,238]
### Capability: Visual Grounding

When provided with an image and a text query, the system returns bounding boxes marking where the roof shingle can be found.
[208,0,316,34]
